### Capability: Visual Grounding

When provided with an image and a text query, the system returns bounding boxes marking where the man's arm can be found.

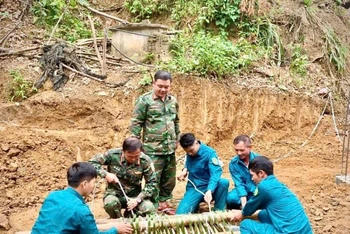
[78,209,117,234]
[242,185,269,217]
[174,101,180,140]
[229,161,248,199]
[88,151,112,178]
[207,153,223,193]
[130,97,147,138]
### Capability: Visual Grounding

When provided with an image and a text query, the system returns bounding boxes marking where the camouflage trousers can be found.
[149,153,176,203]
[103,194,156,218]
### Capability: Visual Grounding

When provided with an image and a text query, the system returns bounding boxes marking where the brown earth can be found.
[1,0,350,233]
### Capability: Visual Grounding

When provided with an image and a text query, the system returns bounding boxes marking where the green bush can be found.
[161,31,264,77]
[7,70,36,102]
[31,0,91,42]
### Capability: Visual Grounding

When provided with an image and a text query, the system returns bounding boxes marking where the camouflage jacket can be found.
[88,148,158,201]
[130,91,180,156]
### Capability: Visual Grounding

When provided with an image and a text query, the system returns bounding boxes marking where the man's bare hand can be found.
[127,198,139,210]
[105,173,119,184]
[177,169,188,181]
[114,222,133,234]
[230,210,243,222]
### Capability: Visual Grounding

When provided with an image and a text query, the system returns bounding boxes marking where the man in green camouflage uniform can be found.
[130,70,180,213]
[88,137,158,218]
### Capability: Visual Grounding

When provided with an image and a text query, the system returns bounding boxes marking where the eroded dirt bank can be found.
[0,77,349,233]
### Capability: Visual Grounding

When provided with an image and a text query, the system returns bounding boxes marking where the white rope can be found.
[273,97,329,163]
[187,178,212,212]
[91,178,105,213]
[329,92,342,142]
[116,179,135,216]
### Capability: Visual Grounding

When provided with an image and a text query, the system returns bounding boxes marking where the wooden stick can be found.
[60,62,104,82]
[0,46,41,57]
[88,15,104,74]
[102,27,107,75]
[84,5,130,25]
[78,54,122,66]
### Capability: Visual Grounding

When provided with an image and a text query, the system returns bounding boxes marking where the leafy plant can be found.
[139,72,153,86]
[124,0,170,21]
[31,0,92,42]
[290,44,309,78]
[7,70,37,102]
[324,28,347,73]
[161,30,264,77]
[303,0,313,7]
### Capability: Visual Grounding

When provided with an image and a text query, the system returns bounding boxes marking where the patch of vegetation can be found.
[303,0,313,7]
[31,0,92,42]
[7,70,37,102]
[324,28,347,73]
[161,30,265,78]
[124,0,170,21]
[290,44,309,77]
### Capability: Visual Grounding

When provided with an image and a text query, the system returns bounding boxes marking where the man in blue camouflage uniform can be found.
[130,70,180,214]
[231,156,313,234]
[88,137,158,218]
[227,135,260,209]
[176,133,229,214]
[32,162,132,234]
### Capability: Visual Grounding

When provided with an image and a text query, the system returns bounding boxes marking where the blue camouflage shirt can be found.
[242,175,313,234]
[185,141,222,192]
[229,151,260,197]
[32,187,117,234]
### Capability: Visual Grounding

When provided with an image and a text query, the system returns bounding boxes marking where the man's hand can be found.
[230,210,244,222]
[105,173,119,184]
[114,222,133,234]
[204,190,212,204]
[177,169,188,181]
[127,198,139,211]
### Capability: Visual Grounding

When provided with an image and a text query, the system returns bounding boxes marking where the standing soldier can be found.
[130,70,180,214]
[88,137,158,218]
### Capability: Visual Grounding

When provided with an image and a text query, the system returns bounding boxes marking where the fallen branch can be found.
[61,62,105,82]
[88,15,105,75]
[0,0,29,46]
[83,5,129,25]
[0,46,41,57]
[78,54,122,66]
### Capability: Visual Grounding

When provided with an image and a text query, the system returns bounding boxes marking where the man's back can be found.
[243,175,312,234]
[32,188,110,234]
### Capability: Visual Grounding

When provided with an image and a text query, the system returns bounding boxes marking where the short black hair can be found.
[154,70,172,82]
[179,133,196,148]
[233,135,251,146]
[67,162,97,188]
[122,137,143,152]
[248,156,274,176]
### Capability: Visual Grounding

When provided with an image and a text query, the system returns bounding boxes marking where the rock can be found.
[322,206,330,212]
[97,91,108,96]
[345,195,350,202]
[0,214,10,230]
[7,148,21,157]
[323,224,333,232]
[314,216,323,221]
[8,163,18,172]
[1,144,10,152]
[331,200,339,206]
[6,191,13,199]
